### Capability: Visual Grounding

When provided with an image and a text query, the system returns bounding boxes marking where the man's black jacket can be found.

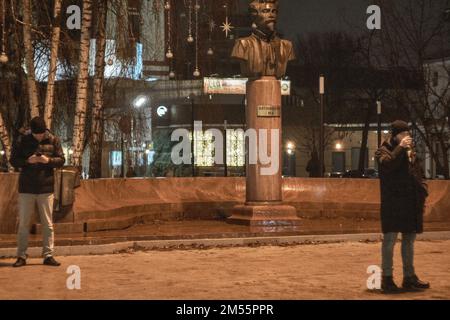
[10,130,65,194]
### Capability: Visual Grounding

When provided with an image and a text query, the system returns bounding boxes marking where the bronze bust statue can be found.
[231,0,295,79]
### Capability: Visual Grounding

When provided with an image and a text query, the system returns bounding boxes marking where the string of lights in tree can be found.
[0,0,8,64]
[164,0,175,79]
[207,6,214,56]
[165,0,173,59]
[193,0,200,77]
[172,0,237,79]
[187,0,194,43]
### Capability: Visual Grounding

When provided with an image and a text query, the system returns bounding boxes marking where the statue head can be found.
[249,0,279,34]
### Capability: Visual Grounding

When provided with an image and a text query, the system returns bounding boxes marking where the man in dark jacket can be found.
[375,120,430,293]
[10,117,65,267]
[306,150,321,178]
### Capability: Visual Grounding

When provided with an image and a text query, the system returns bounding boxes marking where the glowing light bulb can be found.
[0,52,8,64]
[166,48,173,59]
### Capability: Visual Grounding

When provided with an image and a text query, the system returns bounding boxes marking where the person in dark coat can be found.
[375,120,430,293]
[306,149,321,178]
[9,117,65,268]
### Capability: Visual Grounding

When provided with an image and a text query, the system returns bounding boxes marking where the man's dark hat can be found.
[30,116,47,134]
[391,120,410,137]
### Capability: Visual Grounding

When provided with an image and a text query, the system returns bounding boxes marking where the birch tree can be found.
[43,0,62,130]
[22,0,40,119]
[0,109,12,171]
[88,0,108,178]
[71,0,93,167]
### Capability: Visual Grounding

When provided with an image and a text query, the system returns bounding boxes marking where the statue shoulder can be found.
[232,37,254,59]
[280,39,294,49]
[234,37,254,47]
[280,39,296,60]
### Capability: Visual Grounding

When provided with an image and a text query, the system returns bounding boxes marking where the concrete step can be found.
[73,201,238,222]
[34,204,381,235]
[33,213,169,234]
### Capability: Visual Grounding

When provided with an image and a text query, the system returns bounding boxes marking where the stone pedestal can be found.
[227,76,300,232]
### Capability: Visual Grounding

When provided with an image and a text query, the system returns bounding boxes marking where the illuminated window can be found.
[193,131,215,167]
[110,151,122,166]
[226,130,245,167]
[188,130,245,167]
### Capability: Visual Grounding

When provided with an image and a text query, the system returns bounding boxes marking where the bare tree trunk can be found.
[439,140,450,179]
[23,0,40,119]
[0,110,12,171]
[358,101,374,176]
[88,0,108,178]
[71,0,93,168]
[43,0,62,130]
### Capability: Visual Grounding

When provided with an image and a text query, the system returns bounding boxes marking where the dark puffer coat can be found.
[10,130,65,194]
[375,137,428,234]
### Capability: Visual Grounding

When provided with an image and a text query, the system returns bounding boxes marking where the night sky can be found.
[238,0,374,40]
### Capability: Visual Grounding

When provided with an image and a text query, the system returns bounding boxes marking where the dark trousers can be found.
[382,232,416,277]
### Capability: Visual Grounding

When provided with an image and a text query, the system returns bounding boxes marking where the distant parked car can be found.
[363,168,379,178]
[342,169,379,179]
[328,172,345,178]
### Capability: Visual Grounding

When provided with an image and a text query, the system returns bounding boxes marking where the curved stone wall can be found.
[1,174,450,234]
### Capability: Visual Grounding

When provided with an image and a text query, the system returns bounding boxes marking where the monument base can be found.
[227,203,301,232]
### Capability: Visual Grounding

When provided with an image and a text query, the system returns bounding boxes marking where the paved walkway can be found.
[1,218,450,257]
[1,240,449,300]
[1,218,450,246]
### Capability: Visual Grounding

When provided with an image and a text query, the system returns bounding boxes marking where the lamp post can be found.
[190,95,196,177]
[224,119,228,177]
[377,100,382,147]
[286,142,296,177]
[121,133,125,178]
[319,75,325,177]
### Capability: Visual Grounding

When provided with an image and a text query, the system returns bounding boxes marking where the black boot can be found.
[381,276,402,294]
[12,257,26,268]
[43,256,61,267]
[402,275,430,291]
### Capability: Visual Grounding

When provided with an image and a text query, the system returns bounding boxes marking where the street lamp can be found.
[319,75,325,177]
[286,142,295,151]
[133,96,148,108]
[377,100,382,147]
[286,142,295,155]
[188,95,196,177]
[285,142,296,177]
